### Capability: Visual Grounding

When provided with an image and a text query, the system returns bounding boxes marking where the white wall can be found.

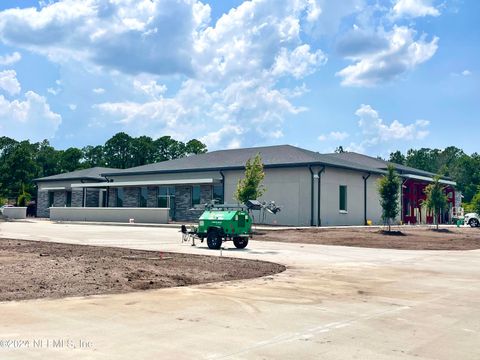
[223,167,312,226]
[50,207,169,224]
[320,167,383,226]
[3,207,27,219]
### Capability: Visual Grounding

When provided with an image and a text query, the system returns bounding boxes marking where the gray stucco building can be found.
[35,145,457,226]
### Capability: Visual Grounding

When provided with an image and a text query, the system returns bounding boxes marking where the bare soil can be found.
[0,239,285,301]
[254,226,480,250]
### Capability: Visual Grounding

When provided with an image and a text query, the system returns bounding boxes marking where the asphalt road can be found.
[0,220,479,359]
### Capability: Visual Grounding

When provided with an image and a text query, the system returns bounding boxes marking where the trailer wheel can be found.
[207,230,222,249]
[233,237,248,249]
[469,218,479,228]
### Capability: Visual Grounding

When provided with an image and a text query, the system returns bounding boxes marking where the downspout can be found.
[309,166,314,226]
[363,173,371,225]
[220,170,225,204]
[317,166,326,226]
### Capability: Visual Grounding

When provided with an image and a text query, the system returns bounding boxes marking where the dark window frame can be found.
[138,187,148,207]
[191,185,201,207]
[116,188,124,207]
[212,184,224,204]
[339,185,347,212]
[65,191,72,207]
[48,192,54,207]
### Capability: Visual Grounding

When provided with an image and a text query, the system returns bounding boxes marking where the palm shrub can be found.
[423,175,448,230]
[17,183,31,207]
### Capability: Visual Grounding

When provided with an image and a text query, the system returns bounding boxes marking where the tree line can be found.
[0,132,207,203]
[387,147,480,207]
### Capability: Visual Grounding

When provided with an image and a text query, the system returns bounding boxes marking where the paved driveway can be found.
[0,221,479,359]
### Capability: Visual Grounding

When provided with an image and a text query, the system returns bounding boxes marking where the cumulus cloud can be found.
[133,78,167,99]
[0,90,61,141]
[0,69,21,95]
[271,45,326,79]
[356,104,429,143]
[0,0,210,75]
[340,104,430,153]
[336,26,438,87]
[318,131,349,141]
[0,51,21,66]
[92,87,105,94]
[0,0,329,148]
[391,0,440,19]
[76,0,324,148]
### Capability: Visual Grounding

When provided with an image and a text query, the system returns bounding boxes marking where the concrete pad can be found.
[0,220,479,359]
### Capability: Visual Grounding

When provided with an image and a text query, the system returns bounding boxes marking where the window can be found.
[48,192,54,207]
[212,184,224,204]
[138,187,148,207]
[339,185,347,212]
[116,188,124,207]
[65,191,72,207]
[157,186,175,208]
[191,185,201,206]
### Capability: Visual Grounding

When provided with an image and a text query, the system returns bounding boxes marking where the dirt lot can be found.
[255,226,480,250]
[0,238,285,301]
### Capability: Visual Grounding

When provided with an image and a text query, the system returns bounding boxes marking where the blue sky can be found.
[0,0,478,158]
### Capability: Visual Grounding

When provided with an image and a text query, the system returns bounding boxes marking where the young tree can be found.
[423,175,448,230]
[234,154,266,204]
[378,165,401,232]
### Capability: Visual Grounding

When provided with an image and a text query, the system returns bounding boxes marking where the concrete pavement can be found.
[0,220,479,359]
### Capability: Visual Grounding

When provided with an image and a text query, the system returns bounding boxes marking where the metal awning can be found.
[41,186,66,190]
[71,178,222,188]
[402,174,456,186]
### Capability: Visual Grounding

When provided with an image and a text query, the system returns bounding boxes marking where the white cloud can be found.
[336,26,438,87]
[391,0,440,19]
[96,77,304,145]
[318,131,349,141]
[47,87,59,95]
[0,0,330,148]
[68,103,77,110]
[0,51,21,66]
[0,90,61,141]
[355,104,429,143]
[462,70,471,76]
[0,69,21,95]
[0,0,210,75]
[271,45,326,79]
[133,78,167,99]
[92,87,105,94]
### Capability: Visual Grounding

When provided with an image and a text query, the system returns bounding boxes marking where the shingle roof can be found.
[326,152,439,177]
[34,167,119,182]
[102,145,386,176]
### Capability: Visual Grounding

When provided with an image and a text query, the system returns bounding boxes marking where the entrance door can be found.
[157,186,176,220]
